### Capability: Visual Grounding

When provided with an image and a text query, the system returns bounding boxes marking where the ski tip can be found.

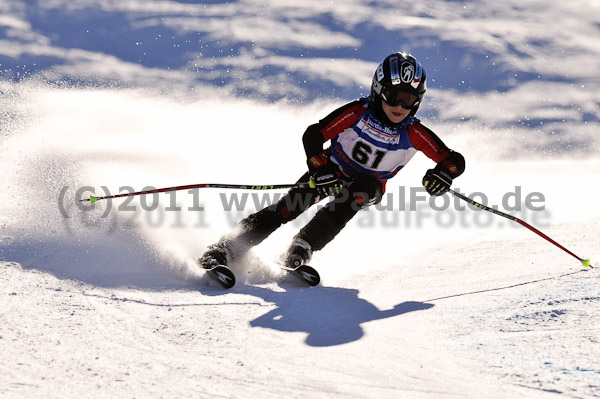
[208,265,236,289]
[296,265,320,286]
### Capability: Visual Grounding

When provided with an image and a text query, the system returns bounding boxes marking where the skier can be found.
[200,52,465,271]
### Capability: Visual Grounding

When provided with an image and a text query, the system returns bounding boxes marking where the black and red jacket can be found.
[303,97,465,192]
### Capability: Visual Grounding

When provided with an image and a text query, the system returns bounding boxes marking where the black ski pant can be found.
[218,172,383,259]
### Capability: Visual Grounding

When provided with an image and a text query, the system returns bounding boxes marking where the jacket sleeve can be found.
[302,100,366,159]
[408,121,465,178]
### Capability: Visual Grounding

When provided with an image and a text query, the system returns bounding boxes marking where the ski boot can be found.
[284,238,313,268]
[280,238,319,286]
[199,245,232,269]
[198,245,236,289]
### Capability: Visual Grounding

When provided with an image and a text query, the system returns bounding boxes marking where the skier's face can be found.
[381,101,411,123]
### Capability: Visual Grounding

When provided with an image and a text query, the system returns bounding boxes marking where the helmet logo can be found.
[401,61,415,84]
[389,56,401,85]
[376,63,384,82]
[411,62,423,89]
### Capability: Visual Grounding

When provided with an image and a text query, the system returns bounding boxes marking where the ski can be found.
[195,255,318,288]
[278,264,320,286]
[204,264,236,289]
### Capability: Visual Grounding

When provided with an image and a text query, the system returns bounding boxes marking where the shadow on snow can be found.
[243,285,434,347]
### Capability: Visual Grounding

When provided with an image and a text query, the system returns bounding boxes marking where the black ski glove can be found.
[307,154,342,197]
[422,166,453,196]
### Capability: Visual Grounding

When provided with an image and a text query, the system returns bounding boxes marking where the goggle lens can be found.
[381,88,419,109]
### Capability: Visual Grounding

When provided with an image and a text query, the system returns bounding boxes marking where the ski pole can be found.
[79,182,312,204]
[448,189,592,269]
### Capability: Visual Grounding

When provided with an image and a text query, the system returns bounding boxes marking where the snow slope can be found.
[1,1,600,398]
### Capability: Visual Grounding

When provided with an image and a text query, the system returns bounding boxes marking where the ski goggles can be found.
[380,88,419,109]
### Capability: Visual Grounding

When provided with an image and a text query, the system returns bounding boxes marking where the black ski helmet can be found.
[371,52,427,115]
